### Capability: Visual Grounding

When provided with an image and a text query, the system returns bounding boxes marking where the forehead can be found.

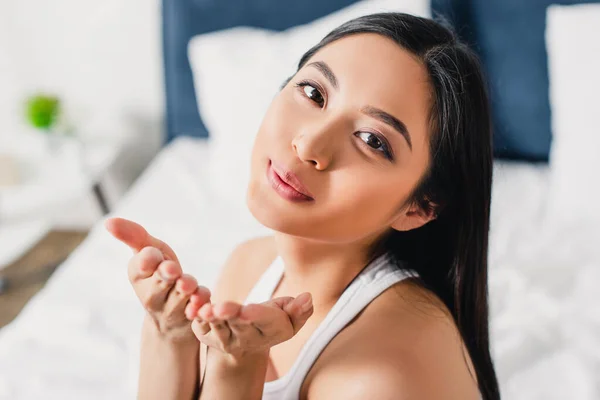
[302,33,432,144]
[309,33,429,89]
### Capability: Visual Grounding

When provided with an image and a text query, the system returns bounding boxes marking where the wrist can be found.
[138,316,200,400]
[199,349,269,399]
[212,348,269,371]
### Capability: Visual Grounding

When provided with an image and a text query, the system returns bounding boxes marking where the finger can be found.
[213,301,248,338]
[194,328,221,351]
[237,303,267,322]
[269,296,295,310]
[156,259,182,282]
[199,304,233,345]
[248,296,296,331]
[285,292,314,334]
[104,217,179,262]
[197,303,229,338]
[198,302,216,322]
[191,318,211,337]
[127,246,163,282]
[163,274,198,318]
[227,315,252,337]
[185,303,199,321]
[213,301,242,320]
[185,286,212,320]
[143,260,181,311]
[209,319,232,346]
[237,304,267,336]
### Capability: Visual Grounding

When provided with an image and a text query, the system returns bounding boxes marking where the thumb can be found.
[285,292,313,334]
[104,217,179,263]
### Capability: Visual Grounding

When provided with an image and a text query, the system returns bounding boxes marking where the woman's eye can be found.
[296,81,325,107]
[356,132,393,160]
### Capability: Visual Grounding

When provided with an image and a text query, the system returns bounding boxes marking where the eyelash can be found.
[293,79,394,161]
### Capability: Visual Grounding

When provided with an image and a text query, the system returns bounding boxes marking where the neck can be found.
[272,231,387,312]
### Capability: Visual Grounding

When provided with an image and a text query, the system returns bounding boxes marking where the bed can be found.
[1,0,599,399]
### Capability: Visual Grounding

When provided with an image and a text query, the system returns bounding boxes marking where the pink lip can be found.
[267,160,314,202]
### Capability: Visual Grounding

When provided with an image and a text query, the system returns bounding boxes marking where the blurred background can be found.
[0,0,599,399]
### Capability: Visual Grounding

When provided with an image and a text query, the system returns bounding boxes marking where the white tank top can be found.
[243,252,417,400]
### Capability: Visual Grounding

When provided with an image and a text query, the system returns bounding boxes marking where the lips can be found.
[267,160,314,202]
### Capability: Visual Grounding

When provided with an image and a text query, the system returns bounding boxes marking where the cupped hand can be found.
[105,217,211,341]
[187,293,313,359]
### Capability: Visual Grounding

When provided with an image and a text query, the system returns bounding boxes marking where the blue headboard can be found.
[162,0,363,144]
[162,0,588,162]
[431,0,600,162]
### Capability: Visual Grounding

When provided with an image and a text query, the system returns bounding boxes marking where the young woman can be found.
[106,12,500,400]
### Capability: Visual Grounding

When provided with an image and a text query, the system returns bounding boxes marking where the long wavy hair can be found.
[290,12,499,399]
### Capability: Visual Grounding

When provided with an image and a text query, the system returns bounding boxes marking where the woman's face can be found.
[247,33,433,244]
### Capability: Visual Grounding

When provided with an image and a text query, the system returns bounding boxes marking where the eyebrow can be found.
[308,60,413,151]
[307,61,339,90]
[360,106,412,151]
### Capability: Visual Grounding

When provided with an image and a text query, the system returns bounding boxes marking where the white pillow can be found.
[188,1,430,210]
[546,4,600,226]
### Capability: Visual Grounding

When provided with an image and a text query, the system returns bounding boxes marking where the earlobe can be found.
[391,203,437,232]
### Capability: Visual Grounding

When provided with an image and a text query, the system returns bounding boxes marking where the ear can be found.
[390,201,438,232]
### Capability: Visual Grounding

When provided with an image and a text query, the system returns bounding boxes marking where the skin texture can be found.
[211,238,480,400]
[248,34,434,245]
[104,218,210,400]
[199,32,478,399]
[104,218,312,400]
[109,32,480,400]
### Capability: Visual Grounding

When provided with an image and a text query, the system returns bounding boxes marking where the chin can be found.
[246,189,345,243]
[246,169,365,242]
[246,180,308,237]
[247,181,288,231]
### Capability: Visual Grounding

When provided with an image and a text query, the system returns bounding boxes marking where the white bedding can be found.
[0,136,598,399]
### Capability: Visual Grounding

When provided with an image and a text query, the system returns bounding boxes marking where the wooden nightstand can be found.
[0,134,123,326]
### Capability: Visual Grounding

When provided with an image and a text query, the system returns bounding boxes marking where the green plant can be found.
[25,94,60,131]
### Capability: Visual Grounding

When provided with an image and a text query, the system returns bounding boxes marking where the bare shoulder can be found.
[305,280,480,400]
[211,235,277,303]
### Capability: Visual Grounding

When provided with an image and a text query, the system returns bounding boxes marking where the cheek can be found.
[248,95,299,192]
[251,99,283,165]
[321,169,410,230]
[255,92,302,144]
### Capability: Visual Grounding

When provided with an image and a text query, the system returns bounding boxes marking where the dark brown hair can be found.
[294,12,499,399]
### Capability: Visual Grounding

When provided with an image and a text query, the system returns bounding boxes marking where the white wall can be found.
[0,0,165,229]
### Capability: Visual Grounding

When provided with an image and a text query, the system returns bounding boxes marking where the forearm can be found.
[199,349,269,400]
[138,316,200,400]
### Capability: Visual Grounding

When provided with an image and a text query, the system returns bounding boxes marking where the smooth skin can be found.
[242,32,479,398]
[105,217,314,399]
[203,237,480,400]
[109,32,480,399]
[105,217,208,400]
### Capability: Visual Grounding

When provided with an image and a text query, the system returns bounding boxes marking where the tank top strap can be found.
[262,252,417,399]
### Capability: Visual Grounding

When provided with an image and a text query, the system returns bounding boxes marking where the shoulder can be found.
[211,235,277,303]
[305,280,480,400]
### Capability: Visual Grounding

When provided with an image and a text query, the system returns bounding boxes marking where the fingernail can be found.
[299,293,312,313]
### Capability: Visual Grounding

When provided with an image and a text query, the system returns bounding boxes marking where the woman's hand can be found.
[105,216,211,400]
[105,217,211,342]
[188,293,314,360]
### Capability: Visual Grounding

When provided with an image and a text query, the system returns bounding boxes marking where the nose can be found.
[291,116,343,171]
